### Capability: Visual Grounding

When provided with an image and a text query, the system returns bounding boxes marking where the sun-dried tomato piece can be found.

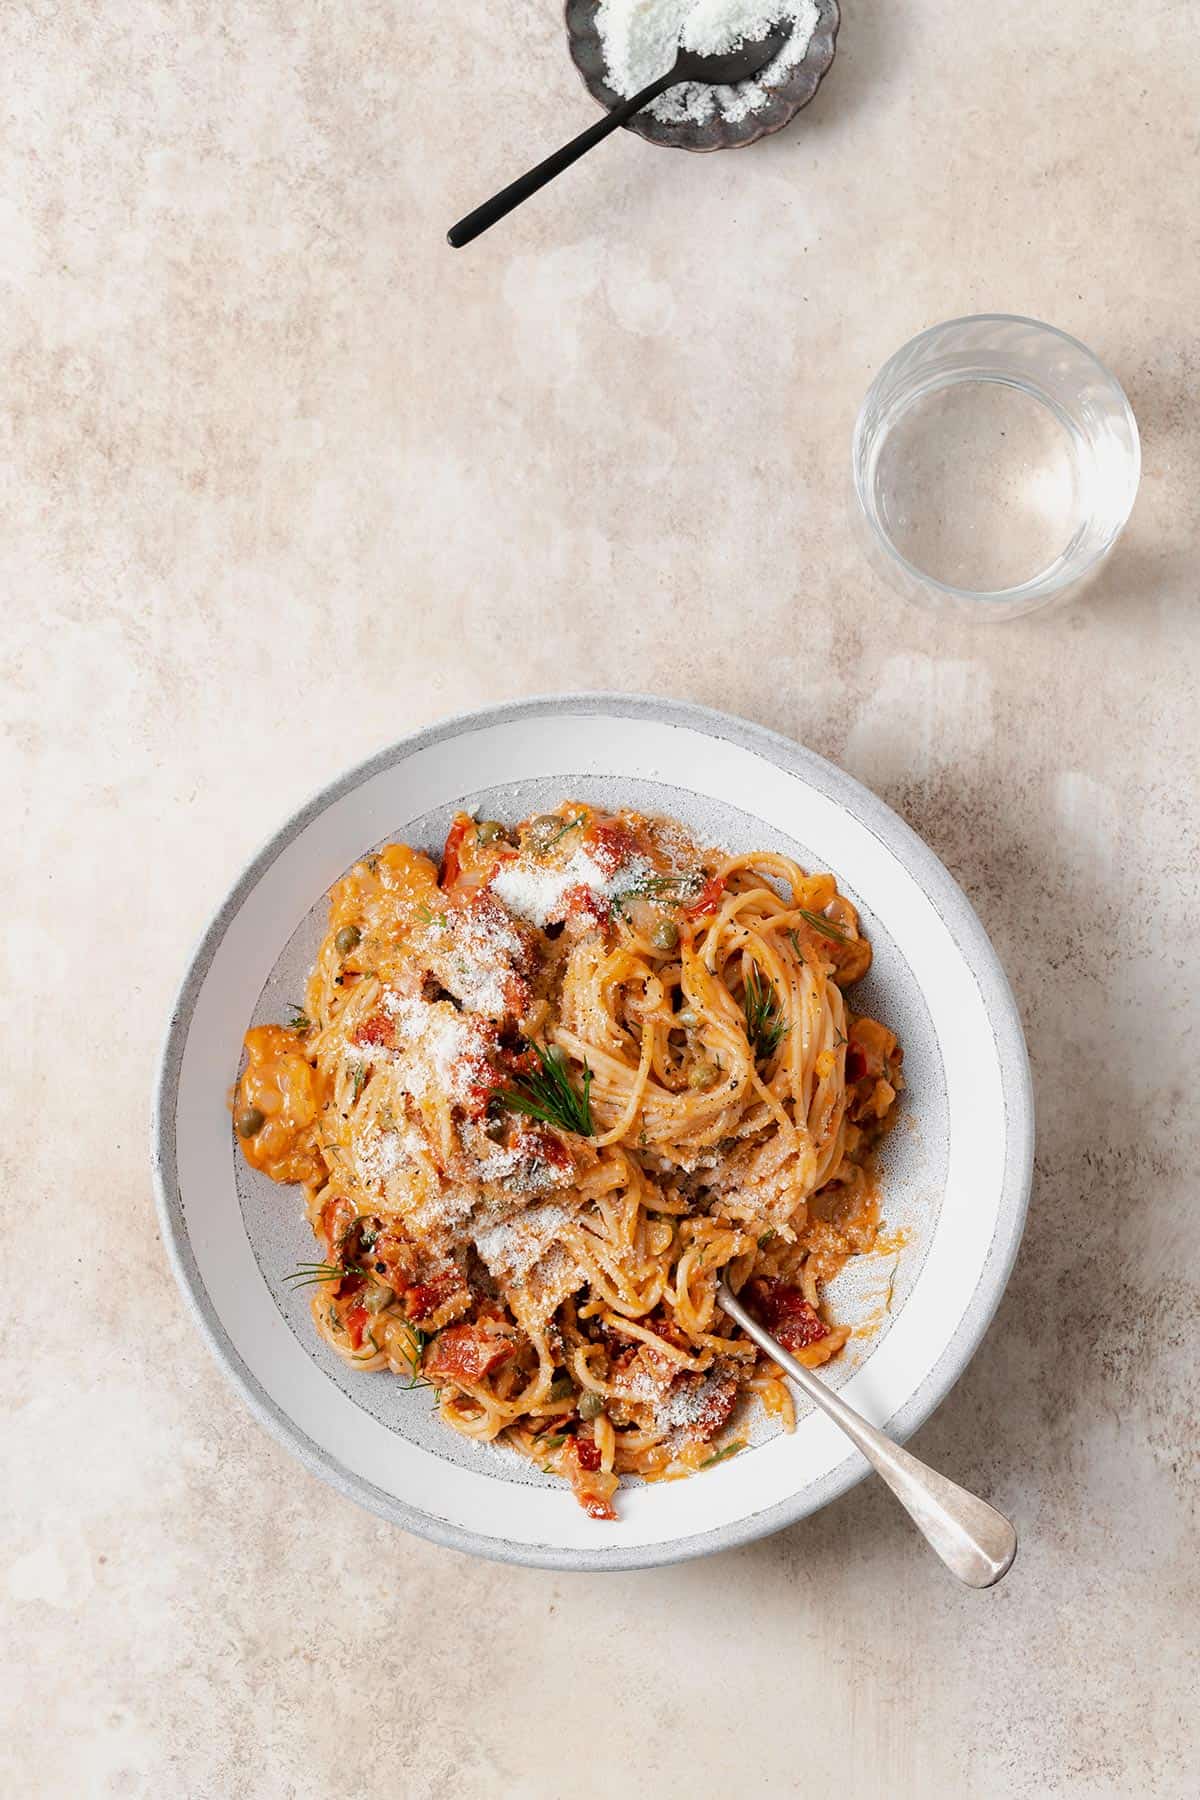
[407,1266,468,1324]
[745,1277,830,1352]
[573,1434,601,1472]
[319,1195,357,1259]
[585,820,640,878]
[426,1325,515,1384]
[684,874,726,919]
[565,1437,618,1518]
[440,816,472,890]
[647,1312,690,1353]
[562,885,609,929]
[353,1013,395,1051]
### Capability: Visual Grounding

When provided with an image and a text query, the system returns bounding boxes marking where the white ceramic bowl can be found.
[153,695,1033,1569]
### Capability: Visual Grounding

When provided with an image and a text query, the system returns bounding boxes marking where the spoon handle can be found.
[447,71,676,248]
[716,1284,1017,1588]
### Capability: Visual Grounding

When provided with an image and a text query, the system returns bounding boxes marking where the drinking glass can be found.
[852,314,1141,619]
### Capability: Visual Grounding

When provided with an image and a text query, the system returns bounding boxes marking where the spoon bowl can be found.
[671,23,792,88]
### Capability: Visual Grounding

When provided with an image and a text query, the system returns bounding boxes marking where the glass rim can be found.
[852,312,1142,607]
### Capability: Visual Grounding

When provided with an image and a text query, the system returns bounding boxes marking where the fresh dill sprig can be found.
[699,1440,746,1469]
[341,1221,377,1257]
[286,1004,311,1032]
[396,1322,427,1369]
[610,869,701,919]
[640,872,701,898]
[350,1062,366,1103]
[742,963,786,1060]
[538,814,585,853]
[283,1261,348,1289]
[415,902,449,929]
[795,908,852,945]
[396,1323,437,1392]
[496,1042,594,1137]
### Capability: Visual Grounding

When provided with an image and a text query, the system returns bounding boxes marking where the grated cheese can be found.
[491,848,651,928]
[425,892,533,1020]
[472,1144,525,1184]
[508,1244,584,1331]
[595,0,820,127]
[620,1355,675,1407]
[474,1203,570,1285]
[353,1115,427,1197]
[405,1179,477,1247]
[382,992,487,1105]
[656,1369,735,1441]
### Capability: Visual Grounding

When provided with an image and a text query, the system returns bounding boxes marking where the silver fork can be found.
[717,1283,1018,1587]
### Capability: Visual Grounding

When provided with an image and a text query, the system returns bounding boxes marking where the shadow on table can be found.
[1077,413,1194,632]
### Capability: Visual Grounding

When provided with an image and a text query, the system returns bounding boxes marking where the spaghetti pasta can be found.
[233,803,902,1518]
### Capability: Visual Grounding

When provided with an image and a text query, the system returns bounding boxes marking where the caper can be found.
[476,820,505,844]
[688,1061,720,1091]
[363,1283,395,1314]
[578,1389,605,1422]
[335,924,361,956]
[527,813,563,851]
[651,918,679,952]
[236,1105,265,1138]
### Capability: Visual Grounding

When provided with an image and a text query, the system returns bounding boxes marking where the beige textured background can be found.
[3,1,1198,1795]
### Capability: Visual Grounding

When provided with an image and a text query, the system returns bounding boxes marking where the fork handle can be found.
[717,1284,1018,1588]
[447,71,677,248]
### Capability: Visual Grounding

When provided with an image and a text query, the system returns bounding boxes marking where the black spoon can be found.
[447,24,791,249]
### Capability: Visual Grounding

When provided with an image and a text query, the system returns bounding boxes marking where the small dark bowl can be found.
[564,0,840,153]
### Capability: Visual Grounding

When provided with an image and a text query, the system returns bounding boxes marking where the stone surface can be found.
[2,2,1198,1795]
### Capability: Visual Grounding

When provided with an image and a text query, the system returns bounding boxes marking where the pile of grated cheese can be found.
[421,893,532,1019]
[379,992,487,1106]
[595,0,820,126]
[491,846,651,929]
[473,1201,572,1286]
[618,1353,736,1444]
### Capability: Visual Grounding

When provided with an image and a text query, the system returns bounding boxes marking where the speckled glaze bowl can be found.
[565,0,840,152]
[153,694,1033,1571]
